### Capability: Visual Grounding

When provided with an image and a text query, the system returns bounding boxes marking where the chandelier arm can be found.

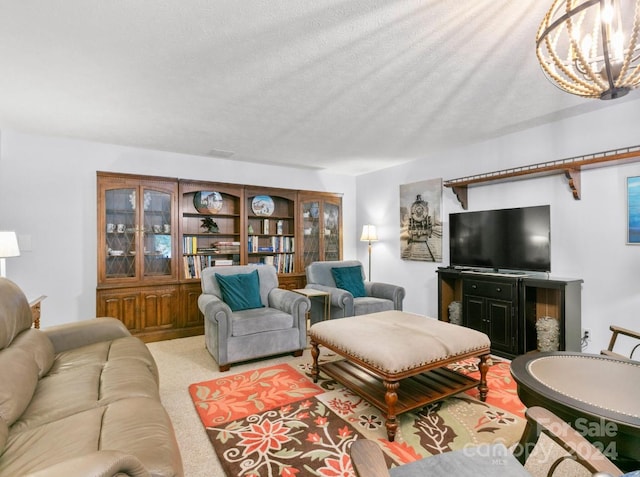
[566,6,608,89]
[540,42,600,96]
[538,42,589,94]
[542,27,602,94]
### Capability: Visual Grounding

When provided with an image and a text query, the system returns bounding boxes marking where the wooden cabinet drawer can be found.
[463,278,515,300]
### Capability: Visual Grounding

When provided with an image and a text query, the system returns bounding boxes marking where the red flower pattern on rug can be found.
[189,364,324,427]
[190,358,526,476]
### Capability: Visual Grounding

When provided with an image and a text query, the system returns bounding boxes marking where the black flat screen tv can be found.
[449,205,551,272]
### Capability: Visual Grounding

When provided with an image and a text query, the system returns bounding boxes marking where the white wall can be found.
[0,130,357,327]
[356,95,640,355]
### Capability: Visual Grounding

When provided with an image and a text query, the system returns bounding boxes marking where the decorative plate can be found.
[194,191,223,214]
[251,195,275,216]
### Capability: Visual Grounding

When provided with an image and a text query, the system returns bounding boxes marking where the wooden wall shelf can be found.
[444,145,640,209]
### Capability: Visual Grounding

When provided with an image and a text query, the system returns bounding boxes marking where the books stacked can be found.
[215,241,240,253]
[183,254,240,278]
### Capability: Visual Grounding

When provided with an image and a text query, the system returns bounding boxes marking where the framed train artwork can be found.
[399,178,442,262]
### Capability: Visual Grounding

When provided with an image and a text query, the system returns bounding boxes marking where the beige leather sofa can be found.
[0,278,183,477]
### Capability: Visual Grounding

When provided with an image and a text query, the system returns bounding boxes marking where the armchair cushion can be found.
[215,270,264,312]
[331,266,366,298]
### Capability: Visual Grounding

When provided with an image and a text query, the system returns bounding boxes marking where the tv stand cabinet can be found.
[436,269,582,359]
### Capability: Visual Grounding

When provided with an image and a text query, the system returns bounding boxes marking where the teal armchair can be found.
[198,265,310,371]
[305,260,405,324]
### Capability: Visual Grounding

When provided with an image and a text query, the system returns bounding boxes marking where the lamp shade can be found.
[360,225,378,242]
[0,231,20,258]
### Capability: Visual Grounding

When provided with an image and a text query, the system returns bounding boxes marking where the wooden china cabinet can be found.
[96,172,342,342]
[298,191,343,270]
[96,172,183,342]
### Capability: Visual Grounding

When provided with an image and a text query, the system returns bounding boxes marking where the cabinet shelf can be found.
[249,251,295,255]
[183,212,240,218]
[184,233,241,237]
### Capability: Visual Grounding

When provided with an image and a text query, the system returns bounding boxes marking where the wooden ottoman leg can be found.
[478,353,490,401]
[383,380,400,442]
[311,340,320,383]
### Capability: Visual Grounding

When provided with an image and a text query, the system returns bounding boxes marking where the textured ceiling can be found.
[0,1,634,175]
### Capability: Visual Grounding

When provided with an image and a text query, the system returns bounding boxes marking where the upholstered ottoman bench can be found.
[309,310,491,441]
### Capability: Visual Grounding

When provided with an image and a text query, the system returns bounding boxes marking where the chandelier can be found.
[536,0,640,99]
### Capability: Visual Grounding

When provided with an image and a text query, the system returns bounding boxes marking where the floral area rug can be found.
[188,355,526,477]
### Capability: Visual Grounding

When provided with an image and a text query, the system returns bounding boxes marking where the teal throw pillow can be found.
[331,266,366,298]
[215,269,264,312]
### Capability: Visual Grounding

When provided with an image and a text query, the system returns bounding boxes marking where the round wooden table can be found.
[510,352,640,470]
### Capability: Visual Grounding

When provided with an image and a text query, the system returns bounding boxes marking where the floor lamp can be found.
[360,225,378,281]
[0,231,20,278]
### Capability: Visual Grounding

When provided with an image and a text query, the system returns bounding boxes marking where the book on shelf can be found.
[258,253,294,273]
[182,254,240,278]
[213,241,240,253]
[214,259,234,266]
[262,219,269,234]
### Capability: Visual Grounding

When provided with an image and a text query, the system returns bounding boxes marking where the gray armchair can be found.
[305,260,405,324]
[198,265,310,371]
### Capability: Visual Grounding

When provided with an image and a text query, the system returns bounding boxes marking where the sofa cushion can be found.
[10,329,54,378]
[0,407,103,476]
[11,336,161,433]
[231,307,294,336]
[1,400,182,477]
[48,336,159,381]
[331,266,366,298]
[354,296,394,316]
[216,269,264,311]
[1,399,181,477]
[0,347,39,426]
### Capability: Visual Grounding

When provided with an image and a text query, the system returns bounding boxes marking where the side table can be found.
[28,295,47,329]
[292,288,331,324]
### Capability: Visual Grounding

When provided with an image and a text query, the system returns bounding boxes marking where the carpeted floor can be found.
[148,335,591,477]
[148,335,322,477]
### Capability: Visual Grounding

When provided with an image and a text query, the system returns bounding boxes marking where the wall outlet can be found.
[582,328,591,341]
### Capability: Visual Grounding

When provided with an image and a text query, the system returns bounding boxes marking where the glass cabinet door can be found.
[323,202,340,261]
[103,185,174,281]
[302,200,321,268]
[104,188,137,279]
[300,197,342,269]
[142,188,173,278]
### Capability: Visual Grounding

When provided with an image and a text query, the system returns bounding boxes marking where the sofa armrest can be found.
[305,284,354,313]
[198,294,232,332]
[365,282,405,310]
[268,288,310,321]
[43,317,131,354]
[26,450,151,477]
